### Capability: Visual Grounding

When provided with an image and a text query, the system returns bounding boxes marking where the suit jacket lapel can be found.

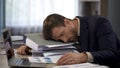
[79,18,89,51]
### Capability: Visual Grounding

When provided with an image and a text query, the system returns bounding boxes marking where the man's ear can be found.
[64,19,74,29]
[64,19,72,26]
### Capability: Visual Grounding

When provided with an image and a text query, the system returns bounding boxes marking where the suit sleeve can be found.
[90,17,118,65]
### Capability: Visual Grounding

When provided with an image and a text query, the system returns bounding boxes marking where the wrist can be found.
[80,52,88,63]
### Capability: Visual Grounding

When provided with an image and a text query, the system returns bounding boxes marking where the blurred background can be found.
[0,0,120,38]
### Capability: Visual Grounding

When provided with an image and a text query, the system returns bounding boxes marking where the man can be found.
[17,14,120,68]
[42,14,120,67]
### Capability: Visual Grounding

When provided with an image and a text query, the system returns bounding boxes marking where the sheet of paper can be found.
[28,57,41,63]
[39,57,52,63]
[0,50,6,55]
[28,56,62,63]
[43,49,77,57]
[46,43,74,48]
[48,55,62,63]
[52,63,109,68]
[11,35,23,41]
[26,37,38,51]
[39,55,62,63]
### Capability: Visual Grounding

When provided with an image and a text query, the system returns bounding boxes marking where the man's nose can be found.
[60,37,68,42]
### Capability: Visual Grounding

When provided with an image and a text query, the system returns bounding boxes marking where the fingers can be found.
[16,45,27,55]
[66,60,76,65]
[57,58,75,65]
[56,53,87,65]
[57,53,73,65]
[17,48,26,55]
[57,56,76,65]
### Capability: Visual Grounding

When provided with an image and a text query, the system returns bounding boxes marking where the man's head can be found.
[43,14,78,42]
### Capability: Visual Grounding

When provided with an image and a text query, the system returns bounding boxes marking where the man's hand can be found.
[17,45,29,55]
[57,52,88,65]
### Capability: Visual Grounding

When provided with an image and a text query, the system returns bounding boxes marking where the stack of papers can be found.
[28,44,78,63]
[43,49,78,57]
[41,49,78,63]
[25,33,78,63]
[38,43,76,53]
[25,33,77,51]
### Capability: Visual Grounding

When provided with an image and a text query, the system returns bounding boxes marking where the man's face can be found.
[51,19,77,42]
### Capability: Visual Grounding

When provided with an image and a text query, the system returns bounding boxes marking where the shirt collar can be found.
[74,17,80,36]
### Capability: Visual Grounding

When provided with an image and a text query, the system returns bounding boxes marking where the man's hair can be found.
[43,14,65,40]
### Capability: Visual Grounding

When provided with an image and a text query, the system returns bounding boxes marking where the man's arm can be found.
[91,17,118,65]
[57,52,88,65]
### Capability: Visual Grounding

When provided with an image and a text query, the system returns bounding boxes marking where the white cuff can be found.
[85,52,94,62]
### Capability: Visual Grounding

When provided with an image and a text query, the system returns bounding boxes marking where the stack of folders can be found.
[25,33,78,53]
[38,43,77,53]
[25,33,78,63]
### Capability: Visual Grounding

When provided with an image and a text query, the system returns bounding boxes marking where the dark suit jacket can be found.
[76,16,120,67]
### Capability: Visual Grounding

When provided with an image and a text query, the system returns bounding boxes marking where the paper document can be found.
[26,37,38,51]
[48,55,62,63]
[46,43,74,48]
[52,63,109,68]
[28,55,62,63]
[28,57,41,63]
[28,57,49,63]
[38,45,76,53]
[11,35,23,41]
[43,49,78,57]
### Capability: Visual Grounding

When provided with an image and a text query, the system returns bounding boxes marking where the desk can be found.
[0,53,56,68]
[0,34,110,68]
[0,37,56,68]
[0,54,9,68]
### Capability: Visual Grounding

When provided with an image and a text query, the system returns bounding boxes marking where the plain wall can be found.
[108,0,120,38]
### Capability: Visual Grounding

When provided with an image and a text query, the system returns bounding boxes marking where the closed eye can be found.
[58,31,64,38]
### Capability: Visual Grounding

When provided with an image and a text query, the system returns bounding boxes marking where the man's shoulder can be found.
[87,15,110,25]
[76,15,110,26]
[77,15,107,20]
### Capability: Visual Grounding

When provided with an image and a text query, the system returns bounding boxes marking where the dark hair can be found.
[43,14,65,40]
